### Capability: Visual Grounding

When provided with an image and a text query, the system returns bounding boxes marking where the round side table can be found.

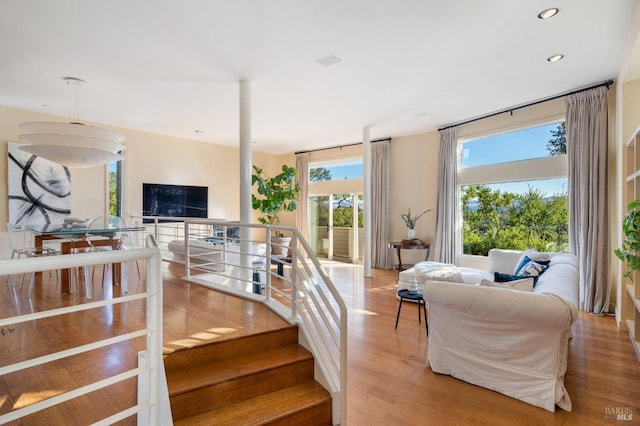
[394,289,428,334]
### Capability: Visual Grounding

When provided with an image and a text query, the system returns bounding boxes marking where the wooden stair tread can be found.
[164,326,299,372]
[173,380,332,426]
[167,343,313,396]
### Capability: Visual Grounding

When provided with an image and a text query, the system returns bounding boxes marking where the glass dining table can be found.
[30,224,145,293]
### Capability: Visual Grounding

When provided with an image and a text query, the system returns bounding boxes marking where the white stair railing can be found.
[0,235,169,425]
[172,219,347,425]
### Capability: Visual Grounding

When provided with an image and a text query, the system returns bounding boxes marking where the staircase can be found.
[165,325,333,425]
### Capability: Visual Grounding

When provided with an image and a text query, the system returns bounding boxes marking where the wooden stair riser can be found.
[170,357,314,420]
[173,381,332,426]
[262,404,333,426]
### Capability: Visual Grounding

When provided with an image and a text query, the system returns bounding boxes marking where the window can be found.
[461,122,564,168]
[109,160,122,217]
[459,121,568,256]
[310,163,362,181]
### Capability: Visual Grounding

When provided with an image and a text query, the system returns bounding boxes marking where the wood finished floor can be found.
[1,260,639,425]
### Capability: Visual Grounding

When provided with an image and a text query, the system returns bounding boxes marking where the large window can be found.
[459,121,568,256]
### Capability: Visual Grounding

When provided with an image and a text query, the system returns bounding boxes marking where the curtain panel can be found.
[566,86,610,314]
[433,127,458,264]
[295,153,309,243]
[371,140,390,268]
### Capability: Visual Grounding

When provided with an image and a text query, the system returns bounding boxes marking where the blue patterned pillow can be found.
[514,256,550,279]
[495,258,549,286]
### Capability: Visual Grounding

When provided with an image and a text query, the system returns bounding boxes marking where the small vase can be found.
[408,276,419,293]
[408,229,416,239]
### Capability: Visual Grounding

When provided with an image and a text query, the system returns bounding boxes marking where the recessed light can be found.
[316,55,342,67]
[547,54,564,62]
[538,8,559,19]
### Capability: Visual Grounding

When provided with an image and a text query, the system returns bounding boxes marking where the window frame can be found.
[456,118,567,262]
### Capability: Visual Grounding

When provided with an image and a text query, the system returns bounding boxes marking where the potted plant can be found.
[615,200,640,280]
[401,208,430,240]
[252,164,301,255]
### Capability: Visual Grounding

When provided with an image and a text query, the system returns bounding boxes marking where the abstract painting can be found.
[7,142,71,226]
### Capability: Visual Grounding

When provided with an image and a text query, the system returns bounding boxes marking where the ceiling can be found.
[0,0,638,154]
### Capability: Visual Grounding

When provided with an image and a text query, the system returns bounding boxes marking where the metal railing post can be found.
[290,233,298,322]
[184,221,191,279]
[265,227,272,302]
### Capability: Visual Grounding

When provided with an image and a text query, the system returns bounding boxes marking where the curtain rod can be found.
[295,137,391,155]
[437,79,614,132]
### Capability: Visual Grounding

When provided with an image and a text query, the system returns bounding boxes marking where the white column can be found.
[363,127,372,276]
[239,80,252,290]
[239,80,252,225]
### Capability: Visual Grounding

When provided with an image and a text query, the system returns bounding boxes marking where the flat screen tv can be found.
[142,183,208,222]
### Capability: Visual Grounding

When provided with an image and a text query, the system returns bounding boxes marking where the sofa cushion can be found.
[488,249,525,274]
[413,262,464,283]
[480,277,534,292]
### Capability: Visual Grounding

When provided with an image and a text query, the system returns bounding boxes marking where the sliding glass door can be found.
[309,196,330,258]
[309,193,363,263]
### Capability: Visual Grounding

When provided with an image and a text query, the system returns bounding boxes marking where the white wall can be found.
[388,132,440,264]
[0,106,284,238]
[123,127,243,221]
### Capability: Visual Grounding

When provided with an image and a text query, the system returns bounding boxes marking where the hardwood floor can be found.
[336,265,640,426]
[1,260,639,425]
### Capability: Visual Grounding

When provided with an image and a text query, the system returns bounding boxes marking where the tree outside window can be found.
[461,121,568,256]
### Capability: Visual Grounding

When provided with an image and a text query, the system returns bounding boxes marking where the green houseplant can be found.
[615,200,640,280]
[252,164,301,255]
[401,208,430,239]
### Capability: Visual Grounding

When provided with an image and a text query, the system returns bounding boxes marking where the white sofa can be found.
[411,249,579,412]
[168,239,228,271]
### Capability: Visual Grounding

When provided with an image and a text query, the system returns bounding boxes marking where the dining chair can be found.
[120,216,141,281]
[5,222,57,293]
[84,215,131,295]
[66,215,118,299]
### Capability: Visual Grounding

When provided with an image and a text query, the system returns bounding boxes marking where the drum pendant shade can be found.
[16,78,126,168]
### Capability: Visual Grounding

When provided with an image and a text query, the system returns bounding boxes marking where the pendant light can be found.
[18,77,126,168]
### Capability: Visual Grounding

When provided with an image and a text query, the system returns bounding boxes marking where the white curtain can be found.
[566,86,610,314]
[433,127,458,264]
[371,140,390,268]
[295,153,309,242]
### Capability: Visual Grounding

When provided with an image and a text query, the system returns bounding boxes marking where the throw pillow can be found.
[512,250,551,275]
[480,278,534,292]
[495,271,538,286]
[495,272,522,281]
[514,257,550,278]
[495,268,545,287]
